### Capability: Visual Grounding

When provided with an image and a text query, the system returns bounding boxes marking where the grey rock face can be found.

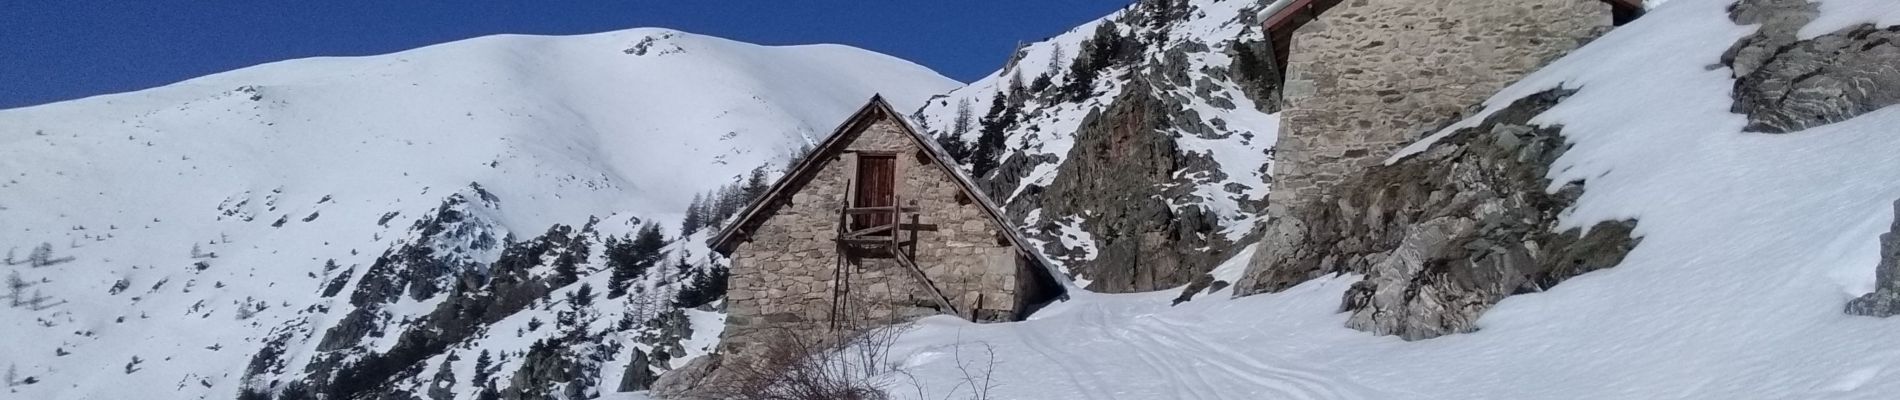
[1846,199,1900,317]
[1721,0,1819,78]
[650,354,722,399]
[923,0,1278,294]
[1234,90,1641,340]
[1026,79,1239,293]
[1726,0,1900,134]
[617,349,658,392]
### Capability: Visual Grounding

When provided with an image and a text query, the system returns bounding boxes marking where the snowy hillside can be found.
[881,0,1900,398]
[912,0,1279,292]
[0,28,956,399]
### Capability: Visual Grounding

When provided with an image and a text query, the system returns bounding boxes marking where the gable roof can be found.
[709,95,1072,289]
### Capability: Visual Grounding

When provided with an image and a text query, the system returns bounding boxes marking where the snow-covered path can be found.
[896,279,1397,400]
[893,247,1403,400]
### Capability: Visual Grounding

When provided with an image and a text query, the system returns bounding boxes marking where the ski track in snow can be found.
[900,289,1387,400]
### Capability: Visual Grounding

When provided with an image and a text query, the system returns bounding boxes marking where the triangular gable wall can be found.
[710,95,1073,292]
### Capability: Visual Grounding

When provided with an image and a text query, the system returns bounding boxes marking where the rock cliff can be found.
[914,0,1281,292]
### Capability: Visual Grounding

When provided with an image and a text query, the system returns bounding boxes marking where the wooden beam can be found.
[844,206,919,214]
[892,250,960,318]
[842,224,894,238]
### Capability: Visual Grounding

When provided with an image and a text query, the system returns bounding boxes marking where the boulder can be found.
[1847,199,1900,317]
[1726,0,1900,134]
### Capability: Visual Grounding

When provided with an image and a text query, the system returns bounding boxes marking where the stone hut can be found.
[709,96,1067,355]
[1234,0,1645,298]
[1259,0,1642,214]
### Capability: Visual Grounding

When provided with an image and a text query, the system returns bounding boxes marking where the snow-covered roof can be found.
[710,95,1074,291]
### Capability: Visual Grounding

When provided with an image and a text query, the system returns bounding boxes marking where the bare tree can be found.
[23,289,59,311]
[1045,43,1068,78]
[5,271,30,307]
[190,243,217,259]
[952,98,975,139]
[26,242,73,267]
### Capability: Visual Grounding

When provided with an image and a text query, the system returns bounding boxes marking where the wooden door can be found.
[853,154,896,230]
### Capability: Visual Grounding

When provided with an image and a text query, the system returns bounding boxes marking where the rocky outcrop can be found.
[1725,0,1900,134]
[1234,89,1641,340]
[1731,20,1900,133]
[916,0,1276,294]
[618,349,659,392]
[1847,200,1900,317]
[650,354,722,399]
[1029,79,1235,292]
[316,184,505,352]
[619,308,693,392]
[284,186,611,399]
[1720,0,1819,79]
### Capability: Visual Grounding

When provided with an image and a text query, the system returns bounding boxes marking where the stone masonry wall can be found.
[1268,0,1613,210]
[721,115,1030,356]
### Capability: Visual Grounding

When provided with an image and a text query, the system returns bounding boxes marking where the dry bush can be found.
[696,325,908,400]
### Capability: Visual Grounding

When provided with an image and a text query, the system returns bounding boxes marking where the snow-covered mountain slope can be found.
[0,28,956,399]
[911,0,1279,293]
[882,0,1900,398]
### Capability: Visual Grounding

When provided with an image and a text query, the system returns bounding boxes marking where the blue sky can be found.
[0,1,1133,110]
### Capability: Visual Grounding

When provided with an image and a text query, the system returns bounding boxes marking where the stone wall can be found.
[720,115,1040,356]
[1268,0,1613,209]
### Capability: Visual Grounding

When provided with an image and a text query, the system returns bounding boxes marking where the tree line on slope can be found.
[938,0,1170,178]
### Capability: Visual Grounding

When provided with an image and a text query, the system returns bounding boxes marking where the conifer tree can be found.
[742,166,770,204]
[971,95,1018,177]
[607,223,667,298]
[681,194,706,235]
[1046,43,1067,78]
[952,98,975,139]
[1008,69,1029,105]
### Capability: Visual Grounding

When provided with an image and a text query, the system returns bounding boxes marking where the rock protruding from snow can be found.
[1732,21,1900,133]
[1034,79,1233,292]
[1235,90,1641,340]
[1847,199,1900,317]
[1725,0,1900,134]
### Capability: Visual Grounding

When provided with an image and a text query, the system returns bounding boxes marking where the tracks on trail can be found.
[1006,300,1382,400]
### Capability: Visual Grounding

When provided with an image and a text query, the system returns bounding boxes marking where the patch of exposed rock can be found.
[1846,200,1900,317]
[1024,79,1237,293]
[1233,89,1640,340]
[1726,0,1900,133]
[649,354,722,399]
